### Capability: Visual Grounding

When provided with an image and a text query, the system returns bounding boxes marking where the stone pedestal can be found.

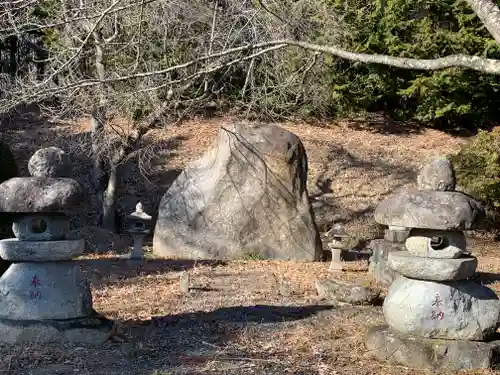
[328,248,343,272]
[130,233,146,260]
[365,326,500,371]
[365,158,498,370]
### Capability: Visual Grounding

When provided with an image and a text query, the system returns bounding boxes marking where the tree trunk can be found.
[90,109,107,193]
[8,36,17,76]
[90,30,114,230]
[101,163,118,231]
[465,0,500,44]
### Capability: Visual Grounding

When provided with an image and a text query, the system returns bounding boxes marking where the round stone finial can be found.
[28,147,71,178]
[136,202,144,213]
[417,158,455,191]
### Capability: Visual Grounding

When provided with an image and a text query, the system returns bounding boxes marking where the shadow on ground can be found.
[5,303,340,375]
[310,142,416,234]
[343,112,480,137]
[148,304,334,326]
[288,113,425,136]
[76,258,228,285]
[474,272,500,286]
[344,113,425,136]
[110,304,336,372]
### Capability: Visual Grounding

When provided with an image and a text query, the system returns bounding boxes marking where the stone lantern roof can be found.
[326,223,349,238]
[126,202,152,235]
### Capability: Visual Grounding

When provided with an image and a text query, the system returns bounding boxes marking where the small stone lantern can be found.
[126,202,152,260]
[325,224,350,272]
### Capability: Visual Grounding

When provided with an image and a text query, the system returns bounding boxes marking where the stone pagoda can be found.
[0,147,113,345]
[365,158,500,370]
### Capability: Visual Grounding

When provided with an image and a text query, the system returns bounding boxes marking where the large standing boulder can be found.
[153,123,322,261]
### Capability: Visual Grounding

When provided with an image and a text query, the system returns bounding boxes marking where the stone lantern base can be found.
[365,326,500,371]
[0,310,114,345]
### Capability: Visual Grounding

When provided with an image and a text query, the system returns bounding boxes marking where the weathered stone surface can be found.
[315,279,380,305]
[0,311,114,345]
[327,248,343,272]
[388,251,477,281]
[383,276,500,340]
[12,214,70,241]
[405,229,466,258]
[365,325,500,371]
[0,177,83,213]
[374,189,485,230]
[417,158,456,191]
[367,239,403,286]
[0,263,92,320]
[153,123,322,261]
[384,226,409,243]
[0,238,84,261]
[28,147,71,178]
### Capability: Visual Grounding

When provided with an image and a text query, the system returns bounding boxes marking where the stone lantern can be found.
[0,149,114,344]
[365,158,500,370]
[126,202,152,260]
[325,223,350,272]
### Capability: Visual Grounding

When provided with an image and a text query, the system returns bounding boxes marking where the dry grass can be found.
[2,114,496,375]
[2,252,500,375]
[1,112,466,239]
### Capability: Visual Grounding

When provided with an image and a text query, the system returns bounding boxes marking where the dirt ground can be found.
[2,115,499,375]
[2,250,500,375]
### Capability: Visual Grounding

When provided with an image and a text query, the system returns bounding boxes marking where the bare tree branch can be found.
[0,0,161,35]
[283,39,500,74]
[9,39,500,110]
[36,0,123,87]
[205,0,219,92]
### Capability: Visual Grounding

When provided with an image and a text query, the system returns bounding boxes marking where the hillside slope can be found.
[2,114,466,242]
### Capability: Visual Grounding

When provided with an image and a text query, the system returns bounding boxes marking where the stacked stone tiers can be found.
[365,158,500,371]
[0,152,114,345]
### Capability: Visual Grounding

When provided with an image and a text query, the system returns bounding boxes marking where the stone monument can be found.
[0,151,114,345]
[153,122,322,261]
[365,158,500,370]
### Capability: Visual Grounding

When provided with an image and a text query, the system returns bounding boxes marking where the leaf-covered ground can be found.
[4,114,495,375]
